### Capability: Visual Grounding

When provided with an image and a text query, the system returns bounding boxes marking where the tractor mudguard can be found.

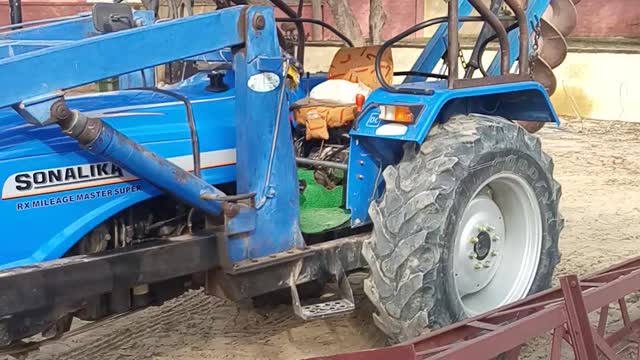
[0,78,238,270]
[352,80,558,143]
[346,80,559,226]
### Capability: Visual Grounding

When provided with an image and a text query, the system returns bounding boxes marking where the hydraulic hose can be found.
[50,101,228,217]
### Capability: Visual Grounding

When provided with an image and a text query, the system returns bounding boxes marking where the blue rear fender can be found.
[352,80,558,143]
[346,80,558,226]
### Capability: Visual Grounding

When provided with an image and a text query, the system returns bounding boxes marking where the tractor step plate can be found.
[299,299,355,320]
[291,255,355,320]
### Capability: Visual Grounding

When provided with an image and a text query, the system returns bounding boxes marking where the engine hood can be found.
[0,72,236,162]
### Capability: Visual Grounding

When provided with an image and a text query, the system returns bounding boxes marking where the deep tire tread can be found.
[364,115,563,342]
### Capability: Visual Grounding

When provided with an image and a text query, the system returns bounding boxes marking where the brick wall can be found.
[573,0,640,38]
[255,0,640,40]
[0,0,637,39]
[0,0,90,26]
[274,0,423,41]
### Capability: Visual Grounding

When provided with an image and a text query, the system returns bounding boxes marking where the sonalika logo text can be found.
[13,163,124,191]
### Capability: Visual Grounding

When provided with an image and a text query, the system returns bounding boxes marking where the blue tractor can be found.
[0,0,576,351]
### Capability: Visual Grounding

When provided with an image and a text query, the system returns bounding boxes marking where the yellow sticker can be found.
[287,65,300,89]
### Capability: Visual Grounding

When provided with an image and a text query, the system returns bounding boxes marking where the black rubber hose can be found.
[133,87,201,178]
[374,15,517,95]
[276,18,354,47]
[476,22,520,77]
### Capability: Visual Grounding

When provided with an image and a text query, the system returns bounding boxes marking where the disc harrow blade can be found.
[532,56,557,95]
[542,0,578,36]
[539,18,568,68]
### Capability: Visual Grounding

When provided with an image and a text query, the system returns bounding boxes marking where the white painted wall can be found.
[550,52,640,122]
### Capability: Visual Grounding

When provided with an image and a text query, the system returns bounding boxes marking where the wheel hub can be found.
[452,173,542,316]
[454,194,505,299]
[474,230,492,260]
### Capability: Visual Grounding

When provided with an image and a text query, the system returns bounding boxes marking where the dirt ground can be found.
[14,119,640,360]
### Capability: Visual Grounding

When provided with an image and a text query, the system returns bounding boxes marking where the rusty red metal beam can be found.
[309,344,418,360]
[560,275,598,359]
[306,255,640,360]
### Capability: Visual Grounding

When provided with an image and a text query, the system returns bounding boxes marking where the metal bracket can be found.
[224,205,257,236]
[254,56,283,74]
[12,91,63,125]
[227,247,310,274]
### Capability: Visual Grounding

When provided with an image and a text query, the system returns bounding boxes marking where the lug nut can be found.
[483,262,491,268]
[491,250,499,257]
[477,225,487,232]
[468,252,477,259]
[493,236,500,242]
[470,237,479,244]
[474,263,483,270]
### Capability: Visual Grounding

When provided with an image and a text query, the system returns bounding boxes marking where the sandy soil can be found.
[13,119,640,360]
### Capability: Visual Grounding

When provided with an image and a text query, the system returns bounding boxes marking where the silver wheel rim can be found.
[452,172,542,316]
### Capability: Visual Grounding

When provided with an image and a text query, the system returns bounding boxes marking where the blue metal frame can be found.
[229,7,303,261]
[0,10,155,89]
[0,9,240,120]
[0,2,561,271]
[0,5,304,268]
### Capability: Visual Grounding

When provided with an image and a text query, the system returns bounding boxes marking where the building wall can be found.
[274,0,423,41]
[2,0,638,39]
[421,0,640,38]
[573,0,640,38]
[0,0,90,25]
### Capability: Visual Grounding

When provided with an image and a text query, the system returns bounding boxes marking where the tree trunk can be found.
[311,0,322,40]
[326,0,366,46]
[368,0,386,44]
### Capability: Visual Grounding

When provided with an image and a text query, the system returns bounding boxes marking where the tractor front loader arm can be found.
[0,4,304,348]
[3,4,302,262]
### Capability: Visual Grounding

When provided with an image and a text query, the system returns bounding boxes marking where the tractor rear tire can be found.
[363,115,563,342]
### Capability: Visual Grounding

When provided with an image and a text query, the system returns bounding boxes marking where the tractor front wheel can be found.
[363,115,563,342]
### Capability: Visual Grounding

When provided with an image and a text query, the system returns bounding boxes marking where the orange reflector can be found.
[379,105,414,123]
[394,106,414,123]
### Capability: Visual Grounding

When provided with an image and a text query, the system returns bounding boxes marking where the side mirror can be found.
[92,3,134,33]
